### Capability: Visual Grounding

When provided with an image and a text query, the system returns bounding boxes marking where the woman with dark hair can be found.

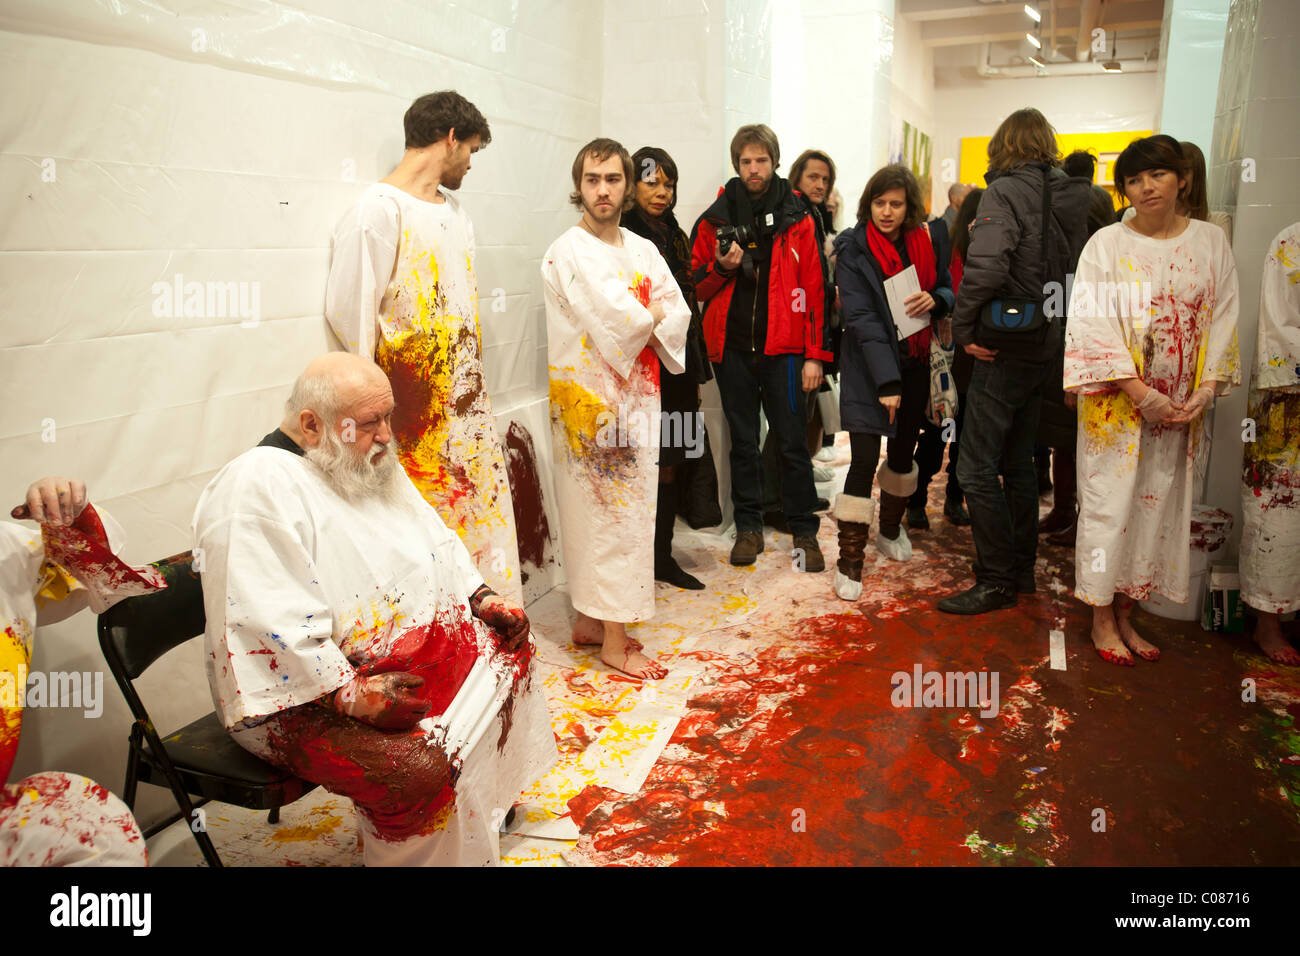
[1065,134,1240,665]
[830,164,954,599]
[1117,139,1231,239]
[622,146,714,590]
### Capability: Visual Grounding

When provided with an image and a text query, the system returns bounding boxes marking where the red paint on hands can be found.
[332,672,432,731]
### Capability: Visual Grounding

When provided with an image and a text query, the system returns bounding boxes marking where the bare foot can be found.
[600,646,668,680]
[572,613,642,650]
[571,613,604,646]
[1116,598,1159,661]
[1254,615,1300,666]
[1091,610,1134,667]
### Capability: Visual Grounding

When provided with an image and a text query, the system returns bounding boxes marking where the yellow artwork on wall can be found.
[959,130,1154,203]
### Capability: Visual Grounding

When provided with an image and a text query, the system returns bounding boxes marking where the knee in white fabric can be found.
[876,461,919,498]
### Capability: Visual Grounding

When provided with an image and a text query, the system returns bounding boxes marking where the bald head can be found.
[282,352,394,451]
[948,183,972,206]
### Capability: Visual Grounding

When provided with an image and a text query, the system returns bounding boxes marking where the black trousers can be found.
[843,360,929,498]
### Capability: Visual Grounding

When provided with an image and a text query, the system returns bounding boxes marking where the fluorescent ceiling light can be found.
[1026,32,1042,49]
[1101,60,1123,72]
[1028,55,1046,68]
[1025,4,1042,22]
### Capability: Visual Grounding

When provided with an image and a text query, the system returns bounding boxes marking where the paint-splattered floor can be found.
[148,440,1300,866]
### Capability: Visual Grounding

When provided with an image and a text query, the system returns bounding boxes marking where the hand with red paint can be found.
[331,672,430,731]
[1168,383,1217,424]
[11,476,88,527]
[471,587,531,651]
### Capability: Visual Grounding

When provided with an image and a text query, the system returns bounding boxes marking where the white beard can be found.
[306,428,405,507]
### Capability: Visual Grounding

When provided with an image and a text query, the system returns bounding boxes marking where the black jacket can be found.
[952,163,1091,361]
[833,222,954,437]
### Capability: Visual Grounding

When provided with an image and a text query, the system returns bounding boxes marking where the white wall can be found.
[1,0,601,825]
[932,69,1159,190]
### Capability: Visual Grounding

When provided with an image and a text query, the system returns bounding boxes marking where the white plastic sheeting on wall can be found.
[1,0,601,825]
[1206,0,1300,554]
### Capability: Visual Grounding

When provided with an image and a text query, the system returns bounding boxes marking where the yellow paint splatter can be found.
[548,378,612,457]
[269,806,344,844]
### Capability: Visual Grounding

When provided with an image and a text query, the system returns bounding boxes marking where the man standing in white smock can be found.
[541,139,690,680]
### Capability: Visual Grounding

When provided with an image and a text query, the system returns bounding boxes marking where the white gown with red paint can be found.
[1240,223,1300,614]
[193,446,557,866]
[1064,219,1240,605]
[540,226,690,622]
[1,508,154,866]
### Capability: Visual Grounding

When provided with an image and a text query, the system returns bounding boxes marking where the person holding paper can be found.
[829,164,954,599]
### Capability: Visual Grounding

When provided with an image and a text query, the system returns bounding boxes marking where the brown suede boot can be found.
[875,462,918,561]
[832,494,875,600]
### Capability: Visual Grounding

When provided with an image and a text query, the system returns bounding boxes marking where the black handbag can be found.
[976,167,1054,355]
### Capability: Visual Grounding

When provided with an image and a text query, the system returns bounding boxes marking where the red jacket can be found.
[689,184,831,364]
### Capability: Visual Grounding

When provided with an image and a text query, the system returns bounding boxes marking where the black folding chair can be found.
[97,551,316,867]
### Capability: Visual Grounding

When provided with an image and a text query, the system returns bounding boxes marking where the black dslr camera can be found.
[717,222,760,256]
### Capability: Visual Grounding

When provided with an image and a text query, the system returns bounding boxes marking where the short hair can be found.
[1179,140,1210,221]
[630,146,680,212]
[284,368,341,428]
[789,149,837,196]
[569,137,635,211]
[987,108,1059,171]
[730,124,780,172]
[857,164,927,233]
[1062,149,1097,179]
[403,91,491,150]
[947,182,969,203]
[1087,185,1116,236]
[1113,135,1190,206]
[951,187,984,262]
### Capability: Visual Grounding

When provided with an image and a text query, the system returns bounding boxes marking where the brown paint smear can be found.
[504,421,553,582]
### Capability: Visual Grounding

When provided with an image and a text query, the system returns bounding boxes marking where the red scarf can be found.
[866,221,937,358]
[950,249,964,295]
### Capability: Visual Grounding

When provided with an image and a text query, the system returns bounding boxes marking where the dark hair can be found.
[730,124,780,172]
[951,186,984,262]
[1062,149,1096,179]
[1087,185,1115,236]
[630,146,679,214]
[403,91,491,150]
[569,137,635,211]
[1113,135,1190,209]
[789,149,837,196]
[857,164,927,233]
[1179,140,1210,220]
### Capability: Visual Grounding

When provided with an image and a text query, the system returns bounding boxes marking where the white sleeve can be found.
[1202,227,1242,392]
[1255,224,1300,389]
[542,236,656,380]
[647,247,690,375]
[324,193,400,358]
[1064,231,1139,393]
[197,513,355,728]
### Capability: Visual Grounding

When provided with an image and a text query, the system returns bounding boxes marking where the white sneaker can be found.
[812,466,835,482]
[813,446,836,463]
[875,526,913,562]
[833,569,862,601]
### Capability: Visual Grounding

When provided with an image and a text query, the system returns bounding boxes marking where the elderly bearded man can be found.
[194,353,557,866]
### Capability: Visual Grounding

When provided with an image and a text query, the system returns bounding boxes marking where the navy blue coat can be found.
[834,223,954,436]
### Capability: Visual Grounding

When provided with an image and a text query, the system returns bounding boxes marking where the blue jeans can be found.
[955,355,1052,590]
[715,349,820,536]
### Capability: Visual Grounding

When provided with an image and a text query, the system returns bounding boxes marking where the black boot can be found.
[655,481,704,589]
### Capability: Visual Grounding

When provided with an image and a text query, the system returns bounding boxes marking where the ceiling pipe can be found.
[976,42,1157,78]
[1076,0,1103,61]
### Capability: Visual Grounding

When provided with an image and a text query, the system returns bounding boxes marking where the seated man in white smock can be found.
[193,353,557,866]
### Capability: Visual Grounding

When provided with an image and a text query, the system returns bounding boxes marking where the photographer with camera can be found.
[690,125,833,572]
